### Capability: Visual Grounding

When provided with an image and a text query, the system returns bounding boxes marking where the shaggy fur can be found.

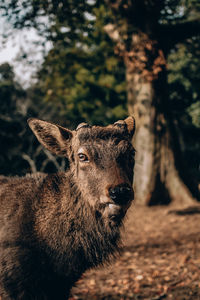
[0,117,135,300]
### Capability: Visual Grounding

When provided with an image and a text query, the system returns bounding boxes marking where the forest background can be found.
[0,0,199,206]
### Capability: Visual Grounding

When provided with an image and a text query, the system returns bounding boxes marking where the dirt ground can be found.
[70,203,200,300]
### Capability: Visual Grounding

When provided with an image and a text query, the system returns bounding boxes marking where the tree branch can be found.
[22,153,37,173]
[43,149,61,171]
[160,19,200,49]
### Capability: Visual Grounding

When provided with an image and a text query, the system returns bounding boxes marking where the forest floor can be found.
[70,203,200,300]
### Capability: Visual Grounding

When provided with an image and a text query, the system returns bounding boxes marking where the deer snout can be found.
[108,183,134,205]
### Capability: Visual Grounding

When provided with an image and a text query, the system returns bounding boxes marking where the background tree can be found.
[105,0,200,205]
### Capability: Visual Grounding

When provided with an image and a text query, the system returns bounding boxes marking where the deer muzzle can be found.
[108,183,134,205]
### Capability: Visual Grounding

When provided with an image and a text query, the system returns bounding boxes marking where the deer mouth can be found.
[108,203,126,223]
[97,198,129,225]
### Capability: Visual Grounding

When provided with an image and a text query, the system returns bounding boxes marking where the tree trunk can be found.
[125,33,196,206]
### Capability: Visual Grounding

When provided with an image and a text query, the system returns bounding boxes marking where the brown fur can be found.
[0,117,135,300]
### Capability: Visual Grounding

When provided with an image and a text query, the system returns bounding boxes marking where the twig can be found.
[22,153,37,173]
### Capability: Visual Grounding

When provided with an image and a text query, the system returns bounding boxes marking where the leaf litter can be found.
[70,204,200,299]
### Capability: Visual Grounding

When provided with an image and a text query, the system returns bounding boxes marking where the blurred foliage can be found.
[35,4,127,128]
[168,39,200,129]
[0,63,68,175]
[168,38,200,181]
[0,63,26,175]
[160,0,200,23]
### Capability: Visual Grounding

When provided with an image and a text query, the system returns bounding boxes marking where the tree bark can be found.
[125,34,197,206]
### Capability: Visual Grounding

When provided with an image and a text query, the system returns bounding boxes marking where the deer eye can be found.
[78,153,89,162]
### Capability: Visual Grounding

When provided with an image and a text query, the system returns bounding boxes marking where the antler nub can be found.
[114,120,126,128]
[114,117,135,138]
[76,123,91,131]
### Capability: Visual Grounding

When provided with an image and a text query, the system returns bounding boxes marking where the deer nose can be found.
[108,184,133,205]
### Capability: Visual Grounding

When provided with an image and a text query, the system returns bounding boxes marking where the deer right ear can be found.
[28,118,73,156]
[124,116,135,138]
[114,116,136,139]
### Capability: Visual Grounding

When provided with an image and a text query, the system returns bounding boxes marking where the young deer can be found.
[0,117,135,300]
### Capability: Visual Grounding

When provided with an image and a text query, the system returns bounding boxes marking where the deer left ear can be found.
[124,116,135,138]
[28,118,73,156]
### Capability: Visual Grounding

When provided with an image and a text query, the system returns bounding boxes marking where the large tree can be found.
[105,0,200,205]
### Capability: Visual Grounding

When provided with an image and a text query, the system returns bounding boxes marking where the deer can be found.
[0,116,135,300]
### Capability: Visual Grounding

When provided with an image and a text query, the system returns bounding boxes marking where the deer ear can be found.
[28,118,73,156]
[124,116,135,138]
